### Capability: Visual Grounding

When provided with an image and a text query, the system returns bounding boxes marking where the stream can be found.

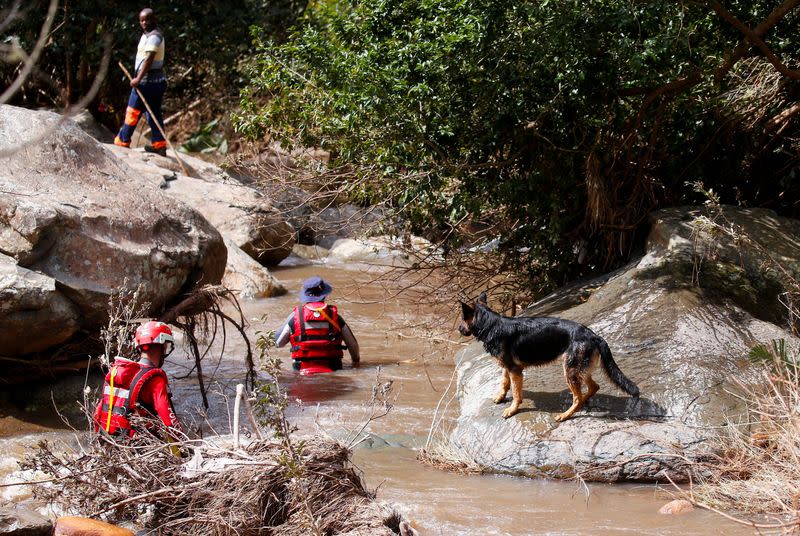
[0,260,754,535]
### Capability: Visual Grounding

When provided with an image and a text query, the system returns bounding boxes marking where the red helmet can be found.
[135,321,174,352]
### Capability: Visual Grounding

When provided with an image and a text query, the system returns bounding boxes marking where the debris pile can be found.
[25,434,405,535]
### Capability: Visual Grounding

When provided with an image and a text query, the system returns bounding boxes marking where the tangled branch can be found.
[158,285,256,408]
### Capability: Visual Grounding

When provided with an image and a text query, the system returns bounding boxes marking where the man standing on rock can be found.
[113,7,168,157]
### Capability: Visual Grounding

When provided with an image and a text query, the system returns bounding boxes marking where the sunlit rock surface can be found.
[221,236,286,299]
[450,206,800,482]
[106,144,296,266]
[327,236,440,267]
[0,104,226,354]
[0,105,227,368]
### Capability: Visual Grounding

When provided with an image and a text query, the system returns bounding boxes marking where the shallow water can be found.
[0,260,755,535]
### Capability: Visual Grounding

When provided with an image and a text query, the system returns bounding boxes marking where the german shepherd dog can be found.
[459,293,639,421]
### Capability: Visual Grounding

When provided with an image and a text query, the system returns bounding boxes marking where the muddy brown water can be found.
[0,261,753,535]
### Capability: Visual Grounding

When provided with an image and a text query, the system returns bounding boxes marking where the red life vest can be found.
[94,360,168,438]
[289,302,344,361]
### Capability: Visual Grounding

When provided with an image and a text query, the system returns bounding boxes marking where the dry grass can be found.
[721,57,788,127]
[678,201,800,532]
[417,441,487,475]
[680,349,800,532]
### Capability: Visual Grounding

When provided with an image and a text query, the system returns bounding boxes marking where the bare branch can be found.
[0,0,22,35]
[0,33,111,159]
[710,0,800,80]
[0,0,58,104]
[713,0,800,82]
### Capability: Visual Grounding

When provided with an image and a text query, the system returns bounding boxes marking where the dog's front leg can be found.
[493,366,510,404]
[502,369,524,418]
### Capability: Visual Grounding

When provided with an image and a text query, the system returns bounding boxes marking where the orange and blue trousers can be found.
[114,79,167,150]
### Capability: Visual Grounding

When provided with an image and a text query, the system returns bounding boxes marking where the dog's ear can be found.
[460,301,474,319]
[477,292,488,306]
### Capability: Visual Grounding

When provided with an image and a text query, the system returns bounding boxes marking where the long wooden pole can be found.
[117,60,189,176]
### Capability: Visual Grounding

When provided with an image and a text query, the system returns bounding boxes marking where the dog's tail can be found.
[598,339,639,398]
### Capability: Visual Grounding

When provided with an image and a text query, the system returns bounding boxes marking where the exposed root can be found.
[156,285,255,408]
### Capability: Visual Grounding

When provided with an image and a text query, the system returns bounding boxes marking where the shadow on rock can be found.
[514,389,666,421]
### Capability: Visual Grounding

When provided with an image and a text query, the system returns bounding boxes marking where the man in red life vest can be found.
[275,276,360,374]
[94,321,181,438]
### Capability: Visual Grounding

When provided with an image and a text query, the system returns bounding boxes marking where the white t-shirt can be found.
[135,28,165,75]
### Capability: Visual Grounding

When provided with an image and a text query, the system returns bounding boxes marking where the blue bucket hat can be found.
[299,276,333,303]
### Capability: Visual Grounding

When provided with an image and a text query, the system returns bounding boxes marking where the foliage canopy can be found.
[238,0,800,292]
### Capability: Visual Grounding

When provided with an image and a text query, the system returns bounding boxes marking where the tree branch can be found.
[0,0,22,35]
[0,33,112,159]
[0,0,58,105]
[712,0,800,82]
[710,0,800,80]
[765,102,800,132]
[624,71,703,133]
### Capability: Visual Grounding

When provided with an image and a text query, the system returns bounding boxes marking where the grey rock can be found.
[71,109,114,143]
[221,236,286,299]
[106,144,295,266]
[449,205,800,482]
[0,104,226,351]
[0,502,52,535]
[0,253,80,355]
[646,206,800,324]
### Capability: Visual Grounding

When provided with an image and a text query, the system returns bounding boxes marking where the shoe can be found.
[113,136,130,148]
[144,144,167,157]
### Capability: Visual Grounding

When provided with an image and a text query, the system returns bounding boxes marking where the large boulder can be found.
[0,254,80,355]
[221,236,286,299]
[0,501,52,535]
[646,206,800,324]
[71,109,114,143]
[0,105,226,343]
[327,236,440,267]
[448,206,800,482]
[106,145,296,266]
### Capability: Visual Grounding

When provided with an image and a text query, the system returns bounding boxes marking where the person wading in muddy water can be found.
[113,7,168,156]
[275,276,361,374]
[94,321,182,440]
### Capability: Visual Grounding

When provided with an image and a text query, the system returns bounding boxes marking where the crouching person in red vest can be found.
[94,321,181,439]
[276,276,360,374]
